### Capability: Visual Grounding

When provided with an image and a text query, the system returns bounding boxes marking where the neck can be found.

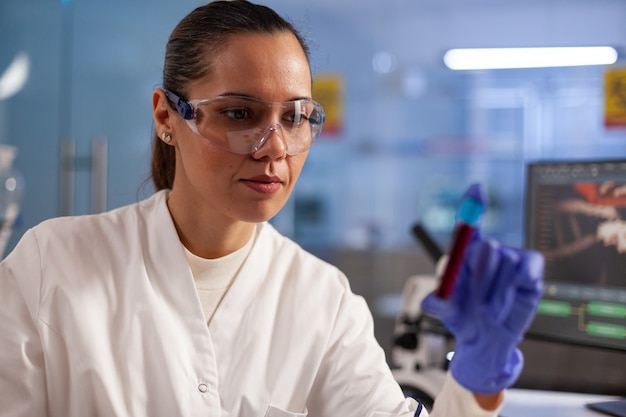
[166,192,256,259]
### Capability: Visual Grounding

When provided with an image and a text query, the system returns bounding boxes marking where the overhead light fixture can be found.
[443,46,618,70]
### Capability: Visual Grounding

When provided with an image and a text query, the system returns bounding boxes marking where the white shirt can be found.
[184,234,253,323]
[0,190,500,417]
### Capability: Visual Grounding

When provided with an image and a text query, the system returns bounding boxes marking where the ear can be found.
[153,89,177,143]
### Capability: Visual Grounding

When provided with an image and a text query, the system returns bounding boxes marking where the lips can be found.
[241,175,283,194]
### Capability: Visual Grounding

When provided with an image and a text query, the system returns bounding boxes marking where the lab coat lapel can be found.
[139,191,212,334]
[139,191,221,406]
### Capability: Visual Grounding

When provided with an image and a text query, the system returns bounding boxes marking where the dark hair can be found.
[151,0,311,191]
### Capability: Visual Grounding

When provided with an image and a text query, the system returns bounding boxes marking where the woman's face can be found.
[162,32,312,226]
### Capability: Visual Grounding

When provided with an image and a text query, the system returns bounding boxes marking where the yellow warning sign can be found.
[604,66,626,127]
[312,73,343,137]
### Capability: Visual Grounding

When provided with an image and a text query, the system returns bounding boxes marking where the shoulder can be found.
[254,222,353,293]
[35,191,165,234]
[25,191,169,253]
[258,222,343,273]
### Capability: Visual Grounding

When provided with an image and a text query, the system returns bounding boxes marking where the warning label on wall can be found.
[604,66,626,127]
[312,73,344,137]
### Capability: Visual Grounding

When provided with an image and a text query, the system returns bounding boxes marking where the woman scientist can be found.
[0,1,544,416]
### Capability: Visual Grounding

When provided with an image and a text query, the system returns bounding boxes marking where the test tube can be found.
[436,185,486,299]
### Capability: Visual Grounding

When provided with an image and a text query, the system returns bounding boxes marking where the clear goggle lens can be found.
[164,89,325,155]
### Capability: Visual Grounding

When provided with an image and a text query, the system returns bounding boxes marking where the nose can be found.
[251,123,287,159]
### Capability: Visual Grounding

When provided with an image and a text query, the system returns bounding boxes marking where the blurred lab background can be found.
[1,0,625,396]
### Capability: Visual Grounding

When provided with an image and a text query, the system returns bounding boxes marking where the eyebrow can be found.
[215,92,313,102]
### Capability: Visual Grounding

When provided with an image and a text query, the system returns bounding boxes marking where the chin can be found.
[239,205,283,224]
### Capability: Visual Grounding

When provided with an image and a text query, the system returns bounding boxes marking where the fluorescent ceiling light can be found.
[443,46,618,70]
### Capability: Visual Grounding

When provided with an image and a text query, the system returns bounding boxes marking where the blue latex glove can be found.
[421,186,544,394]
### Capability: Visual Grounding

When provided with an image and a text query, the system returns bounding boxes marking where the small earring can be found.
[161,132,172,144]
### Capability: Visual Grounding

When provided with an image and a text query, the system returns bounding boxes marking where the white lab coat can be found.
[0,190,500,417]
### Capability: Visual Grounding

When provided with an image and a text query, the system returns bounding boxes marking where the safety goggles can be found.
[164,89,325,156]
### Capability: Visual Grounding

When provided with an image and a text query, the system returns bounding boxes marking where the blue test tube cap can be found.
[457,183,487,226]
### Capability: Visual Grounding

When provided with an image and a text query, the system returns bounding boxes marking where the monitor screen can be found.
[524,159,626,352]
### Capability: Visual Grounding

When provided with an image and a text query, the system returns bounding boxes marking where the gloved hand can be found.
[421,188,544,394]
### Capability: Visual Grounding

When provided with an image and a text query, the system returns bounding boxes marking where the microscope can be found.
[390,224,454,411]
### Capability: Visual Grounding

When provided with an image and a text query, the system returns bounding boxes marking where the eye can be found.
[223,107,252,121]
[282,111,307,126]
[282,101,318,126]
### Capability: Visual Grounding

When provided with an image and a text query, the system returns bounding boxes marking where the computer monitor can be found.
[524,158,626,416]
